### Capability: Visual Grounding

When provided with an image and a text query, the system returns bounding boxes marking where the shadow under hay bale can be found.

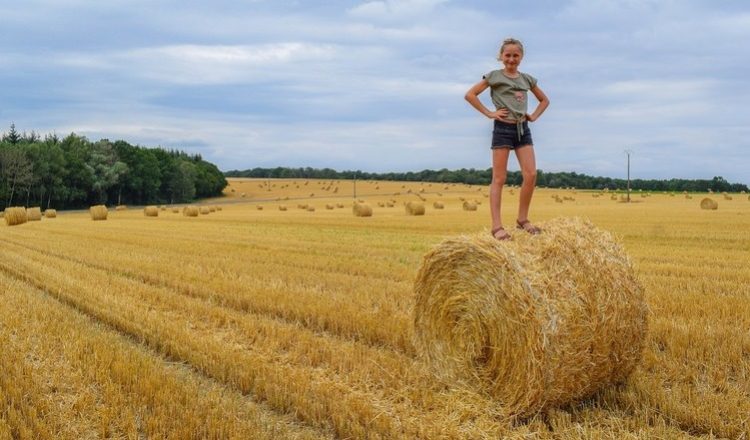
[413,217,647,418]
[700,198,718,210]
[90,205,108,221]
[4,207,27,226]
[26,207,42,221]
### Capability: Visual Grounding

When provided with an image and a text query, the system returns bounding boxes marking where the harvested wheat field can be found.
[1,178,749,439]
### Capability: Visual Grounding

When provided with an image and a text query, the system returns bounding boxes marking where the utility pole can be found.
[353,172,357,199]
[624,149,633,203]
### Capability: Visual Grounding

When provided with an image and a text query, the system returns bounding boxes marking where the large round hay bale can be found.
[144,206,159,217]
[700,198,718,210]
[44,209,57,218]
[405,201,425,216]
[433,201,444,209]
[26,207,42,221]
[413,217,647,418]
[183,206,199,217]
[90,205,108,221]
[462,201,477,211]
[4,207,27,226]
[200,206,210,215]
[353,202,372,217]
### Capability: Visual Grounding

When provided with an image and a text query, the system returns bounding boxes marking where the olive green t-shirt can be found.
[483,70,537,122]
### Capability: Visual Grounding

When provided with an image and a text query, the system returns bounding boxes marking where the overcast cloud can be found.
[1,0,748,183]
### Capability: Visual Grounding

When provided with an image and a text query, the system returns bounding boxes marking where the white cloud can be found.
[348,0,449,20]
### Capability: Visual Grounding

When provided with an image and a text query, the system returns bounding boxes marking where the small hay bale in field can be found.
[336,203,345,208]
[462,201,477,211]
[297,203,308,210]
[241,193,246,198]
[306,205,316,212]
[144,206,159,217]
[26,207,42,221]
[90,205,108,221]
[209,206,217,212]
[200,206,210,215]
[353,202,372,217]
[115,205,127,211]
[433,201,444,209]
[4,207,27,226]
[413,217,648,418]
[44,209,57,218]
[700,198,718,210]
[256,205,263,210]
[216,206,223,211]
[326,204,335,210]
[724,194,733,200]
[377,202,385,207]
[160,205,167,211]
[278,205,287,211]
[172,207,179,213]
[405,201,425,216]
[183,206,199,217]
[386,201,395,207]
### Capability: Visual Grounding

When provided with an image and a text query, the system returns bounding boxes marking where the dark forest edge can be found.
[226,167,748,193]
[1,124,226,210]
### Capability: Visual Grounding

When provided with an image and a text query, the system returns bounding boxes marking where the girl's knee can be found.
[491,173,507,186]
[522,169,537,182]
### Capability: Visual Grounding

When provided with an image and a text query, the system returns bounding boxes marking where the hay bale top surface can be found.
[413,217,647,418]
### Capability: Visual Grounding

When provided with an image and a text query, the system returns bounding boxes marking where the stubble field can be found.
[1,178,749,439]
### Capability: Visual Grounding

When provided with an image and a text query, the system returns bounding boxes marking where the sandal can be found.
[516,219,541,235]
[491,226,511,241]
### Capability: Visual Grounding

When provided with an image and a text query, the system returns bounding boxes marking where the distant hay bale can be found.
[44,209,57,218]
[183,206,199,217]
[200,206,210,215]
[160,206,167,211]
[326,204,335,210]
[433,201,444,209]
[144,206,159,217]
[278,205,287,211]
[724,194,733,200]
[405,201,425,216]
[172,207,179,213]
[90,205,108,221]
[4,207,27,226]
[377,202,385,207]
[297,203,308,210]
[26,207,42,221]
[336,203,345,208]
[115,205,127,211]
[462,201,478,211]
[209,206,217,212]
[386,201,395,208]
[413,217,648,418]
[216,206,223,211]
[700,198,718,210]
[257,205,263,210]
[306,206,316,212]
[353,202,373,217]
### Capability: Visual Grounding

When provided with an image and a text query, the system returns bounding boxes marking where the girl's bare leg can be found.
[514,144,537,225]
[490,148,511,233]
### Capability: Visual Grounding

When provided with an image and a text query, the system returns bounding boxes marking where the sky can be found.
[1,0,748,183]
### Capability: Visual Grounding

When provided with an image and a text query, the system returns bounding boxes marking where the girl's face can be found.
[501,44,523,70]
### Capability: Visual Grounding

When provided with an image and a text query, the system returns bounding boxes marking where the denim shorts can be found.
[491,120,533,149]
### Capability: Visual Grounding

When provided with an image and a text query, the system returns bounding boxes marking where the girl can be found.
[464,38,549,240]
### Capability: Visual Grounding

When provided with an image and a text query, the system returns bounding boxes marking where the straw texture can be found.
[353,203,372,217]
[700,198,718,210]
[89,205,108,221]
[4,207,27,226]
[26,207,42,221]
[44,209,57,218]
[183,206,199,217]
[413,217,648,418]
[405,202,425,216]
[144,206,159,217]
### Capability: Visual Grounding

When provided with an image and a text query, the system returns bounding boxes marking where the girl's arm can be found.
[525,85,549,122]
[464,80,509,120]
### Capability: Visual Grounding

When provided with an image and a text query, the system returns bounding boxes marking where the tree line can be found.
[226,167,748,193]
[1,124,227,210]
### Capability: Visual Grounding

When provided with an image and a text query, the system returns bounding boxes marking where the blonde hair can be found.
[497,38,524,60]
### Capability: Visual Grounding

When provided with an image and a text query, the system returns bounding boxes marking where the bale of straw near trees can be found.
[90,205,108,221]
[209,206,217,212]
[26,207,43,221]
[352,202,372,217]
[700,198,718,210]
[4,207,28,226]
[115,205,127,211]
[144,206,159,217]
[172,207,179,213]
[183,206,199,217]
[44,209,57,218]
[200,206,210,215]
[413,217,648,418]
[433,201,444,209]
[462,201,478,211]
[405,201,425,216]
